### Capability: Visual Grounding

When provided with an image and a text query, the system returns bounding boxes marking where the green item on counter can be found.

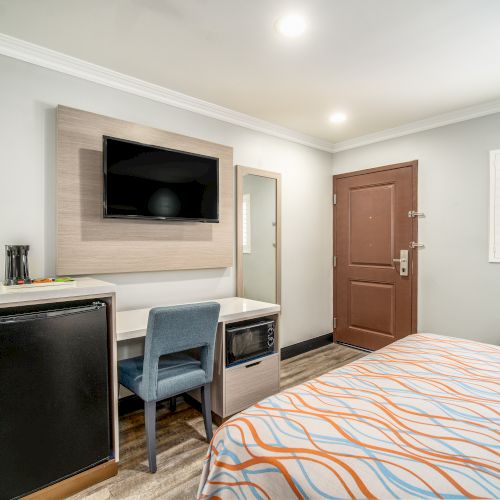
[54,277,74,282]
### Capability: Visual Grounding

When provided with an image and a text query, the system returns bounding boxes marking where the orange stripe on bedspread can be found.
[197,334,500,500]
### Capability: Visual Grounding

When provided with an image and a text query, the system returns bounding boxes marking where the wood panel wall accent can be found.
[56,106,233,275]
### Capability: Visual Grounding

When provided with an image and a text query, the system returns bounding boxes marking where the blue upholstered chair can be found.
[118,302,221,473]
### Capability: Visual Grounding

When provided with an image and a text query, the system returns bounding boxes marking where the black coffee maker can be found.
[4,245,32,286]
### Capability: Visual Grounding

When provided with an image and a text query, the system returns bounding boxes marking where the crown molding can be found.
[331,98,500,153]
[0,33,336,153]
[1,32,500,155]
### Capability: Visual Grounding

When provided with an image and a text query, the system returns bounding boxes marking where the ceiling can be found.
[1,0,500,144]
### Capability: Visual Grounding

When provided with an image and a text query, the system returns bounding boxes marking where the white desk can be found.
[0,277,115,305]
[117,297,280,342]
[117,296,281,421]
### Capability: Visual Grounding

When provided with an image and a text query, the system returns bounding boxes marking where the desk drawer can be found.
[224,353,279,416]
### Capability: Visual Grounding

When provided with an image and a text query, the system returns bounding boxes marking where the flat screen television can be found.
[103,136,219,222]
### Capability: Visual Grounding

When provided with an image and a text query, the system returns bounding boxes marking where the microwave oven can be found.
[226,319,275,367]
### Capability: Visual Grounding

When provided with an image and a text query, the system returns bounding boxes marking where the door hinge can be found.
[333,317,337,329]
[333,256,337,267]
[333,194,337,205]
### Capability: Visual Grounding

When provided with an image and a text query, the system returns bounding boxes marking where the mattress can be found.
[198,333,500,499]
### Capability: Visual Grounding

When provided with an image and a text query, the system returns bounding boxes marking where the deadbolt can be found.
[393,250,409,276]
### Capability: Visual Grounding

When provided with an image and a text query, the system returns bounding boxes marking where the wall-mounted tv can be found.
[103,136,219,222]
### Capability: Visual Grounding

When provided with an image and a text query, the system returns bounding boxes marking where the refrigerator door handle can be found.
[0,302,106,324]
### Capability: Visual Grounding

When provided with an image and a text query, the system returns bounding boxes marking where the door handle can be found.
[245,361,262,368]
[393,250,409,276]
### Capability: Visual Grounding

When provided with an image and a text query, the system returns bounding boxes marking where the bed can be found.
[198,333,500,499]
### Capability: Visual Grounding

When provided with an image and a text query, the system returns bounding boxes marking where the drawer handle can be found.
[245,361,262,368]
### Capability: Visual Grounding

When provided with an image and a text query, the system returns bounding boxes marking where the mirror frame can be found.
[236,165,282,305]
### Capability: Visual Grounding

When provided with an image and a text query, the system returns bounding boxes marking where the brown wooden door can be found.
[333,161,418,350]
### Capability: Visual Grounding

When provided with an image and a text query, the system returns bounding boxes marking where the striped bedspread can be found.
[198,333,500,499]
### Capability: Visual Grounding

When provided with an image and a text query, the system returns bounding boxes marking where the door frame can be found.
[333,160,418,344]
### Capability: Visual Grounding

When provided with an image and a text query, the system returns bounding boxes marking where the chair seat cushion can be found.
[118,352,207,402]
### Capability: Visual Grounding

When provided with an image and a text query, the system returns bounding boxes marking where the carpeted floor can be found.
[71,342,366,499]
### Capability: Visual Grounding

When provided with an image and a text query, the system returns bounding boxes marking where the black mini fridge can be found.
[0,300,111,499]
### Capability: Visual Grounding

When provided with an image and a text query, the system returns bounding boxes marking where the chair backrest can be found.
[141,302,221,401]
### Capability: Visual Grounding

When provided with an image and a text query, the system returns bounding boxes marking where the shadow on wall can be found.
[43,105,57,276]
[96,267,233,311]
[98,266,232,287]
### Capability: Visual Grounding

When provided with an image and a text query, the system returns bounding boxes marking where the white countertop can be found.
[0,277,116,305]
[117,297,280,342]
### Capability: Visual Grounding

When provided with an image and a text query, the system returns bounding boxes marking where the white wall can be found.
[332,114,500,345]
[0,55,333,347]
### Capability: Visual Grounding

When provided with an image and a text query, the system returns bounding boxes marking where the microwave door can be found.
[230,329,267,364]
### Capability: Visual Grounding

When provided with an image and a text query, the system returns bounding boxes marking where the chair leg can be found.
[169,396,177,413]
[144,400,157,473]
[200,383,213,442]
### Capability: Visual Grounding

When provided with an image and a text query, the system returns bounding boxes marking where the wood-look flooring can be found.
[71,343,366,500]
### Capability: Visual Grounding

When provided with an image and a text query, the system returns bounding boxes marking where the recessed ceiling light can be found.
[275,14,306,38]
[329,112,347,124]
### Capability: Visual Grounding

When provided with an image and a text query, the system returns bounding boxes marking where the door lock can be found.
[393,249,409,276]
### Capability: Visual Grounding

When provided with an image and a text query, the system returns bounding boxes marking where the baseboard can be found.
[281,333,333,361]
[25,460,117,500]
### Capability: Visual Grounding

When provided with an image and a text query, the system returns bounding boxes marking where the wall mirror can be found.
[237,166,281,304]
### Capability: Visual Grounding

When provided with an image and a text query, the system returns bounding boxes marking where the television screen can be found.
[103,136,219,222]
